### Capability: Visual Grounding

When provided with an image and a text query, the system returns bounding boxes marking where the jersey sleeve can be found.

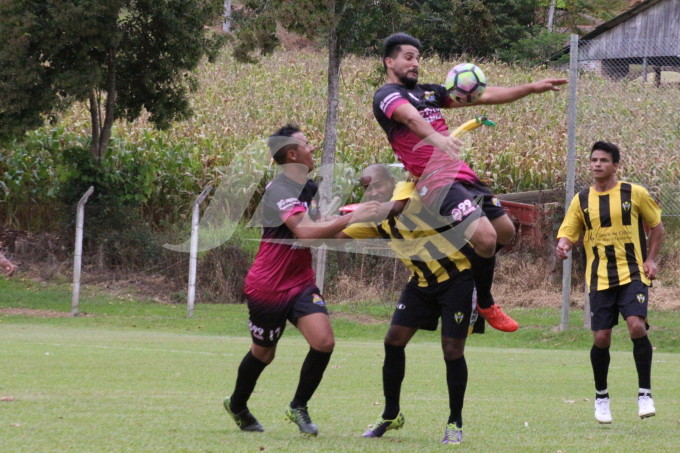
[635,186,662,228]
[374,85,409,119]
[342,222,381,239]
[264,182,308,223]
[556,194,584,242]
[392,181,416,201]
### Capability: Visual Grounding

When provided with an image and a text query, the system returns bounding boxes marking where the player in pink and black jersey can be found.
[224,124,381,436]
[374,32,567,333]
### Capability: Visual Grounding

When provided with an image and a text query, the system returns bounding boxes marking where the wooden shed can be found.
[556,0,680,83]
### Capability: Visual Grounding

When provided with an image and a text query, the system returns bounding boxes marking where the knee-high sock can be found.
[445,356,467,427]
[632,335,653,390]
[469,254,496,309]
[382,343,406,420]
[590,344,610,393]
[462,244,504,310]
[291,347,332,408]
[230,350,268,413]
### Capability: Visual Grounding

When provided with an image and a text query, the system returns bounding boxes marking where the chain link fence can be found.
[570,37,680,216]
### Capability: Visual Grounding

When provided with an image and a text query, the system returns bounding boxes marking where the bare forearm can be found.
[477,85,536,105]
[294,216,352,240]
[646,223,664,261]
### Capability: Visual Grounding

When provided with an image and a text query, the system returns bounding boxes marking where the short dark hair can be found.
[591,141,620,164]
[268,124,301,164]
[382,32,422,65]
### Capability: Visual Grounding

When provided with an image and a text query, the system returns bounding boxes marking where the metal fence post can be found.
[187,185,213,318]
[560,34,579,331]
[71,186,94,317]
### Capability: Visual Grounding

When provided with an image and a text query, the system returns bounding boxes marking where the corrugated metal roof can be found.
[551,0,668,59]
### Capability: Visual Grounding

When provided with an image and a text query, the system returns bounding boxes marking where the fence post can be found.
[187,185,213,318]
[560,34,579,331]
[71,186,94,317]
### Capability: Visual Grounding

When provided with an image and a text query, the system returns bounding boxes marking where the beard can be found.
[399,73,418,89]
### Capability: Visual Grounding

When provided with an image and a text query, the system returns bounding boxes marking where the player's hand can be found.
[532,78,568,93]
[555,242,571,260]
[643,259,658,280]
[350,201,384,223]
[432,134,463,159]
[0,256,16,277]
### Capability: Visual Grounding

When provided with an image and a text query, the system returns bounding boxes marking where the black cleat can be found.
[223,396,264,432]
[285,405,318,436]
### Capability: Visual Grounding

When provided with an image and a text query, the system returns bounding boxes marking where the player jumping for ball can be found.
[374,32,567,332]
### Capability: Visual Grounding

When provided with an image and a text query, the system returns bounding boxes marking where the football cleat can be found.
[362,412,405,438]
[441,423,463,445]
[223,397,264,432]
[285,405,319,436]
[638,394,655,419]
[477,304,519,332]
[594,397,612,424]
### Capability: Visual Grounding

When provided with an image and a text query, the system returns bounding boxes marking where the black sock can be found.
[382,343,406,420]
[290,347,332,408]
[470,254,495,309]
[230,350,268,413]
[590,344,610,394]
[445,356,467,427]
[632,335,653,391]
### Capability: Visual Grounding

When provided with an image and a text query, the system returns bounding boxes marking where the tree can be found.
[0,0,224,158]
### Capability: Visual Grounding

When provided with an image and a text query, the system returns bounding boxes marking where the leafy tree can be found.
[0,0,225,158]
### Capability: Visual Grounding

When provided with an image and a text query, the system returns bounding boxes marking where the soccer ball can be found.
[445,63,486,104]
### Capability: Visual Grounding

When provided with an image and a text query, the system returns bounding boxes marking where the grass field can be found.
[2,279,680,452]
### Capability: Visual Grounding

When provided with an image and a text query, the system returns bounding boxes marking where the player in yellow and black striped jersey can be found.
[556,141,664,424]
[337,164,483,439]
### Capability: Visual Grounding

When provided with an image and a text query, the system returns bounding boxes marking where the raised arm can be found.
[470,78,568,106]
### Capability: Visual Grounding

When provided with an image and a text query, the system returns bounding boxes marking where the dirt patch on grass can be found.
[0,308,75,318]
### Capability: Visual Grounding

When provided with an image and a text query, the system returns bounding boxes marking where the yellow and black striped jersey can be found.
[557,181,661,291]
[343,182,471,287]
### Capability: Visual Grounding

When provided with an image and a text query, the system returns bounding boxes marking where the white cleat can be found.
[638,394,655,419]
[594,397,612,424]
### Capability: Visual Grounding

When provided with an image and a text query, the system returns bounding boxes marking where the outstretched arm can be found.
[285,201,383,240]
[470,78,568,106]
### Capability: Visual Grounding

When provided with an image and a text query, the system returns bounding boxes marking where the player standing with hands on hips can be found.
[556,141,664,424]
[373,32,567,333]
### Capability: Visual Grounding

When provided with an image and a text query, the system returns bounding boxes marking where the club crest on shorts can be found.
[312,294,325,306]
[454,311,464,324]
[636,293,646,304]
[491,196,502,207]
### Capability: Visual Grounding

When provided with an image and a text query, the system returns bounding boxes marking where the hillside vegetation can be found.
[3,46,679,219]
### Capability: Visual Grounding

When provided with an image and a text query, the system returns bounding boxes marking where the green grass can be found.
[2,278,680,452]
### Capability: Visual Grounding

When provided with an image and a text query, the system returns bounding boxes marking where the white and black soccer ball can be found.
[445,63,487,104]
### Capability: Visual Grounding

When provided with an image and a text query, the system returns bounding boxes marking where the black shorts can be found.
[391,270,475,339]
[245,284,328,347]
[589,280,650,331]
[434,180,506,225]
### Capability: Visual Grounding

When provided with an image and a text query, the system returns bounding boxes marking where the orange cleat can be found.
[477,304,519,332]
